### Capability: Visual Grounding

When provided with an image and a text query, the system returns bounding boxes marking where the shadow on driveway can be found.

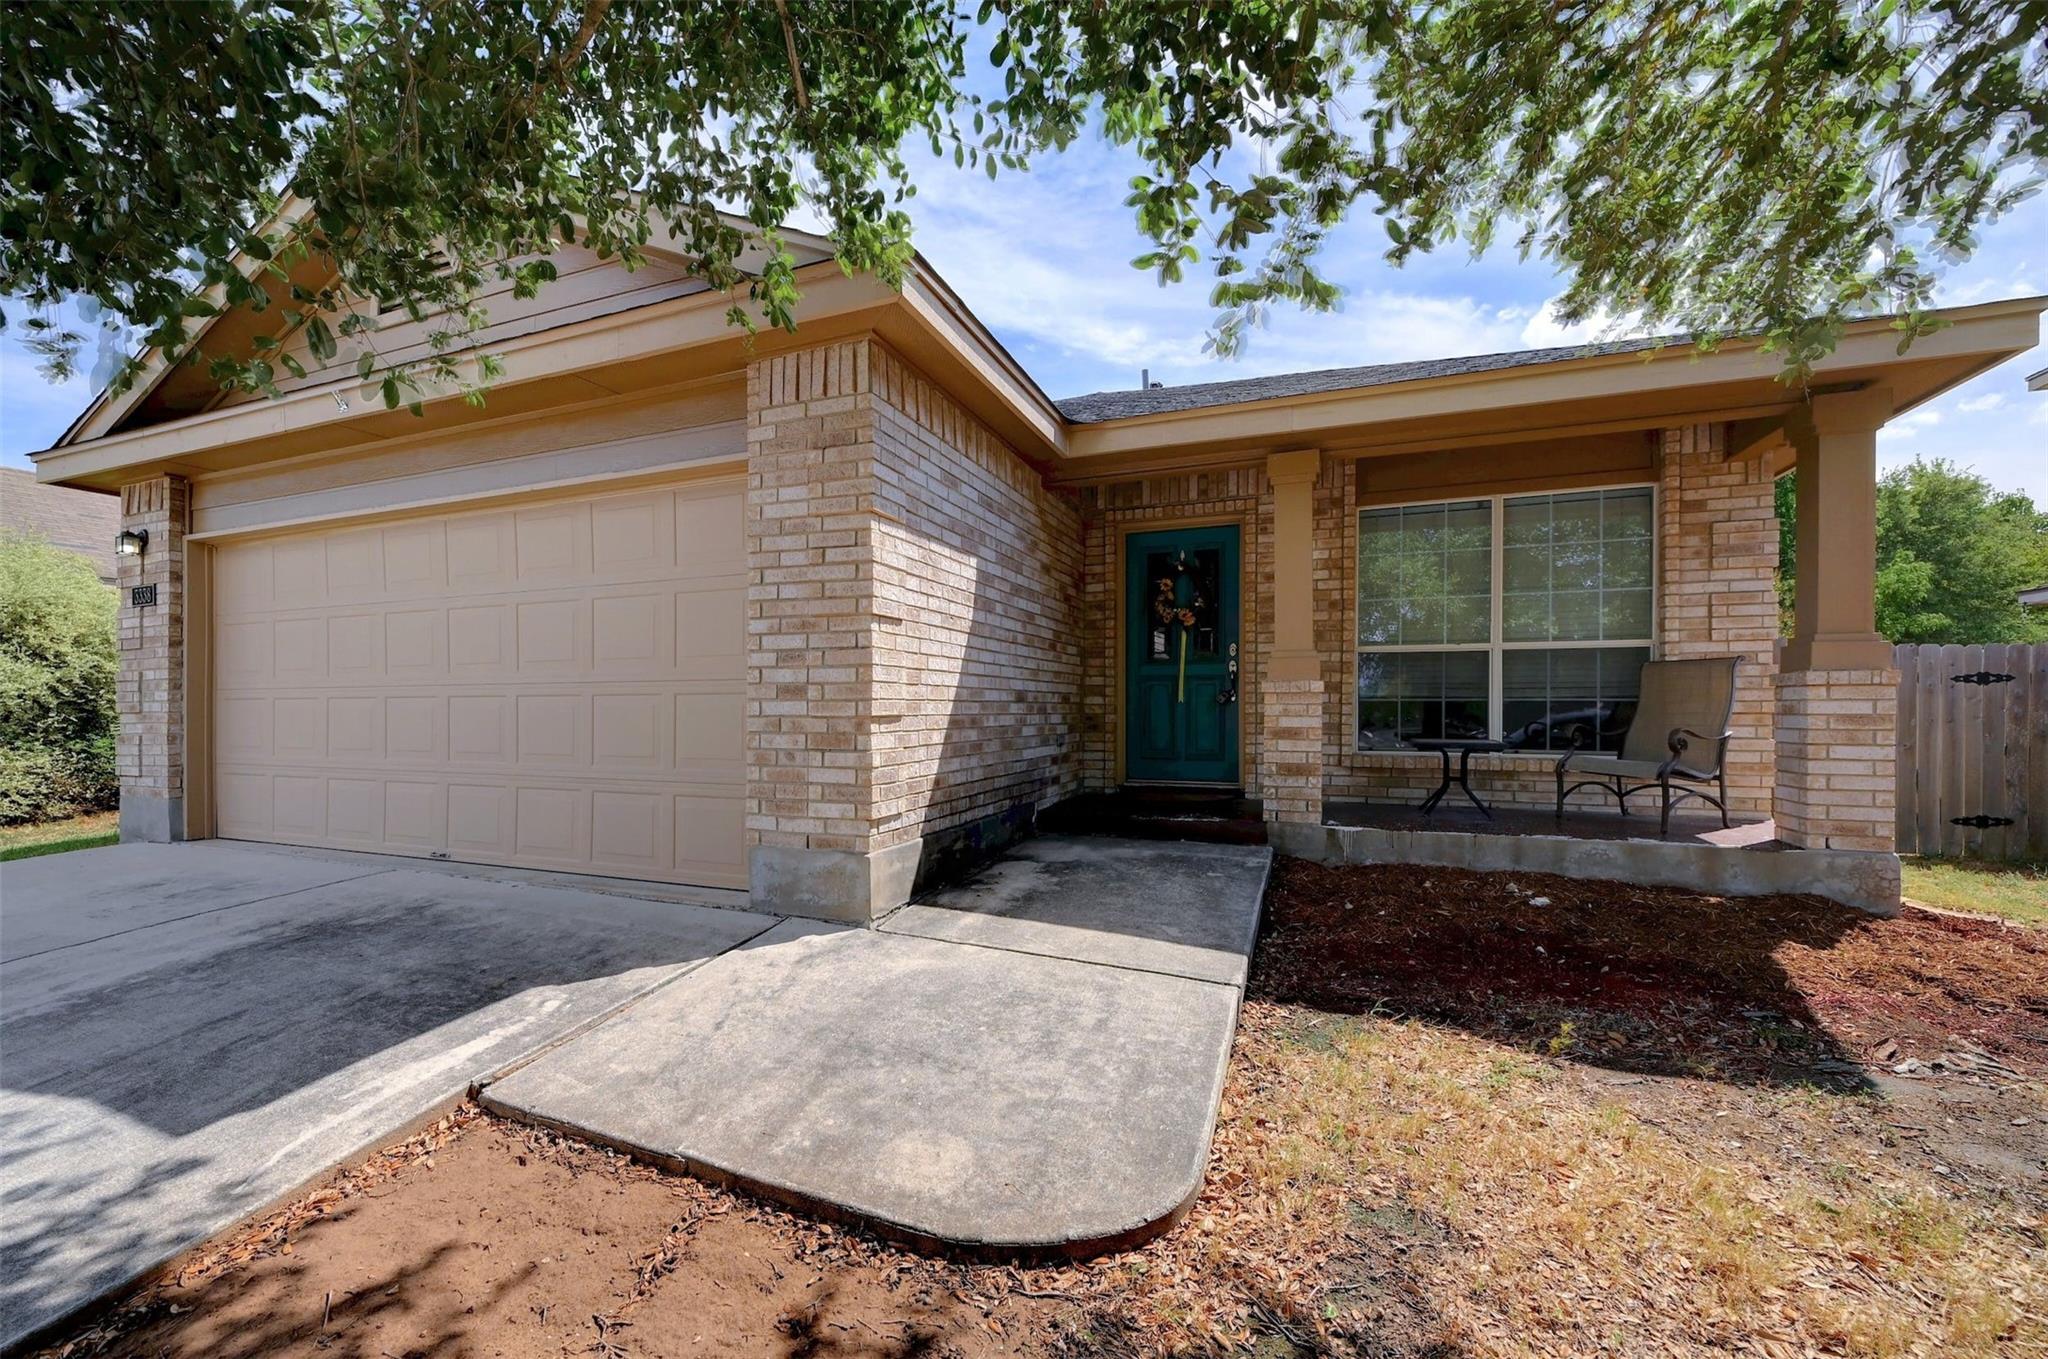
[0,840,774,1349]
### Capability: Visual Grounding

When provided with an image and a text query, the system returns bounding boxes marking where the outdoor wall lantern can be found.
[114,528,148,558]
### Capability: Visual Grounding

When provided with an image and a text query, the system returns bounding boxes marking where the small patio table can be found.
[1408,738,1507,818]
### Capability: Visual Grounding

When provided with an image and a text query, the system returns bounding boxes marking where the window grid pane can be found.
[1356,488,1655,748]
[1499,488,1652,644]
[1357,499,1491,647]
[1357,650,1490,748]
[1501,646,1652,752]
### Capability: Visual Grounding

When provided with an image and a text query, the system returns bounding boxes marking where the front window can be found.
[1356,486,1654,751]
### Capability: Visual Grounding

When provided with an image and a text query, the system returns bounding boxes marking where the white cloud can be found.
[1881,407,1942,440]
[1957,392,2006,414]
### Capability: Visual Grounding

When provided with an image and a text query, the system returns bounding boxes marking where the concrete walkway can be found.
[0,841,775,1350]
[484,836,1272,1253]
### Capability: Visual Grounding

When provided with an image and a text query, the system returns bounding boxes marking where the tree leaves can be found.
[0,0,2042,407]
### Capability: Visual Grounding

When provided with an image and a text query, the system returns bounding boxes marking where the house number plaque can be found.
[130,583,157,608]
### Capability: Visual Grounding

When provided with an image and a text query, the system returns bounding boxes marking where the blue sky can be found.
[4,128,2044,498]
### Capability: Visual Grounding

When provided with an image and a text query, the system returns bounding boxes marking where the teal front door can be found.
[1125,524,1241,784]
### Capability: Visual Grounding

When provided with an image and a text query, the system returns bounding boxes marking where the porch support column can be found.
[1773,387,1901,857]
[1263,449,1324,827]
[116,475,190,842]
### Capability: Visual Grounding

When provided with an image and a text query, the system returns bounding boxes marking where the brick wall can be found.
[1655,423,1778,813]
[744,336,1083,898]
[116,475,188,840]
[1261,679,1324,822]
[866,344,1084,851]
[744,341,878,857]
[1321,425,1779,813]
[1774,668,1899,851]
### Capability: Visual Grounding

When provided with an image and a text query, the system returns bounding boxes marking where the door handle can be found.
[1218,656,1239,705]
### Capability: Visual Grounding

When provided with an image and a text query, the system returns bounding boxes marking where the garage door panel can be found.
[514,598,584,671]
[323,779,378,840]
[273,617,327,680]
[381,521,446,593]
[592,492,673,572]
[271,538,325,605]
[274,698,325,758]
[272,776,325,837]
[324,528,384,600]
[385,609,444,677]
[448,604,512,674]
[382,781,445,849]
[448,783,512,857]
[213,479,745,888]
[327,613,385,680]
[514,502,591,582]
[386,696,444,761]
[446,514,514,591]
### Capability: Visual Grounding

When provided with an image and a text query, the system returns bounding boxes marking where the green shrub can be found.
[0,530,119,825]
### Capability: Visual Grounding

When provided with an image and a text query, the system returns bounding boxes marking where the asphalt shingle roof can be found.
[1052,336,1678,424]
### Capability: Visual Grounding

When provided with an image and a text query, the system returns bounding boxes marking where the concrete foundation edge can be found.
[118,793,182,845]
[1269,821,1901,917]
[749,799,1040,924]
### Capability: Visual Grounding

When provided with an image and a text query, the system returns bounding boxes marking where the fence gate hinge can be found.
[1949,814,2016,830]
[1951,671,2016,686]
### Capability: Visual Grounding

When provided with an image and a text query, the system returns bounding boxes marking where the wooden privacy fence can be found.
[1894,642,2048,860]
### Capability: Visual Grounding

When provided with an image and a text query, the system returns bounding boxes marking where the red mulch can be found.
[1255,858,2048,1082]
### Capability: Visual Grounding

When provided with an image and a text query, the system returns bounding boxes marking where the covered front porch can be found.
[1239,386,1912,914]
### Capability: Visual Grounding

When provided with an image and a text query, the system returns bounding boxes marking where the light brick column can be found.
[115,475,189,842]
[1261,678,1325,824]
[1773,669,1898,850]
[1657,423,1778,814]
[1264,449,1324,827]
[1774,387,1899,853]
[744,337,1084,921]
[744,341,883,920]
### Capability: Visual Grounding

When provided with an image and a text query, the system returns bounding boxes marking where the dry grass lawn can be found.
[29,860,2048,1359]
[0,809,118,862]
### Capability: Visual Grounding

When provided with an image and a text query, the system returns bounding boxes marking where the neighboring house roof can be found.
[0,466,119,581]
[2021,583,2048,607]
[1055,336,1673,423]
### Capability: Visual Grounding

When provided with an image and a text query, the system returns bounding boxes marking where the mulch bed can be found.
[1254,858,2048,1083]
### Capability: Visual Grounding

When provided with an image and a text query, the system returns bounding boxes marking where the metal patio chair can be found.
[1554,656,1740,836]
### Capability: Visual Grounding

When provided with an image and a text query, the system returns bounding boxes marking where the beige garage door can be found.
[210,478,746,888]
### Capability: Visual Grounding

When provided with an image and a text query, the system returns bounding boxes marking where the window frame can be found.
[1352,481,1659,752]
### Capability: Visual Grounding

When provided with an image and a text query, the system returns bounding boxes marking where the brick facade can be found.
[1068,424,1786,820]
[1654,423,1778,813]
[866,344,1085,854]
[1773,668,1899,851]
[115,475,189,841]
[1260,679,1324,823]
[744,337,1083,919]
[745,341,878,860]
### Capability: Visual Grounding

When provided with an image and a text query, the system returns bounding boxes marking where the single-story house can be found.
[31,217,2046,920]
[1,465,122,583]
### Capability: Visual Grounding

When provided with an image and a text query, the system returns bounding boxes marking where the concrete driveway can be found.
[0,840,775,1350]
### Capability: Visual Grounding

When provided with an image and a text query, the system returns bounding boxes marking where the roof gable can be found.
[67,209,835,443]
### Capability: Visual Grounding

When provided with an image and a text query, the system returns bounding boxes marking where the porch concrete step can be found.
[1038,790,1268,846]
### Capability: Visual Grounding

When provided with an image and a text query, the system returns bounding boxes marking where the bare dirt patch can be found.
[28,860,2048,1359]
